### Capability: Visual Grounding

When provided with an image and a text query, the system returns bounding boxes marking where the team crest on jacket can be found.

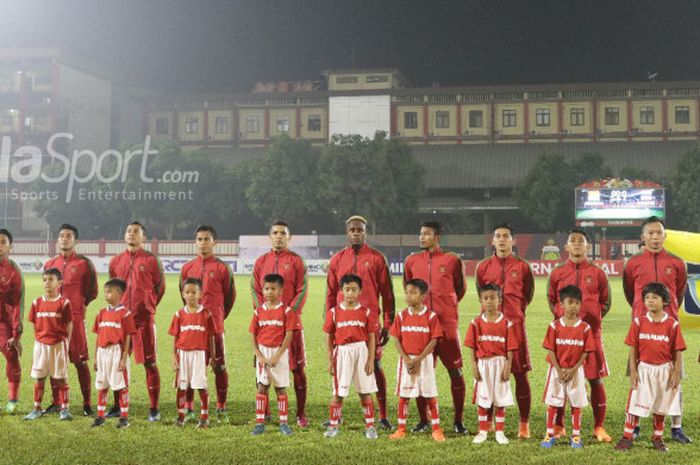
[139,265,146,271]
[209,272,216,278]
[440,265,447,273]
[0,276,7,283]
[364,261,370,267]
[665,266,674,275]
[510,270,519,279]
[71,266,78,273]
[283,263,290,270]
[585,275,593,284]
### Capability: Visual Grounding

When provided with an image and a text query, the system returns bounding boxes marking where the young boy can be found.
[24,268,73,421]
[541,285,594,449]
[465,283,517,445]
[615,282,685,453]
[323,274,379,439]
[169,278,218,428]
[249,273,298,436]
[388,278,445,442]
[92,279,136,428]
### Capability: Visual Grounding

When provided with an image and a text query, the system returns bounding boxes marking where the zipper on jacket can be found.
[428,252,433,310]
[653,253,658,281]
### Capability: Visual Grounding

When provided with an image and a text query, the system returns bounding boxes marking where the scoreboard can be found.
[575,187,665,227]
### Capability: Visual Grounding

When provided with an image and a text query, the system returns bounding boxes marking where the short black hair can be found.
[492,223,514,235]
[559,285,582,303]
[568,228,589,241]
[182,277,203,289]
[263,273,284,287]
[195,224,217,240]
[642,282,671,305]
[638,241,646,249]
[0,228,13,244]
[104,278,127,293]
[478,283,502,298]
[58,223,79,239]
[127,221,146,234]
[339,273,363,289]
[641,216,666,231]
[405,278,428,295]
[43,267,62,280]
[271,220,289,230]
[420,221,443,236]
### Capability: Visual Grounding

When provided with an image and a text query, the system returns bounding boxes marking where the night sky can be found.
[3,0,700,92]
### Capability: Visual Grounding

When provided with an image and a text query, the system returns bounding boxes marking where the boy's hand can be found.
[93,360,98,372]
[668,369,681,390]
[328,358,335,376]
[630,370,639,390]
[172,360,178,372]
[269,354,280,367]
[365,358,375,376]
[405,357,416,375]
[118,357,126,372]
[471,361,481,382]
[501,365,511,382]
[556,367,566,382]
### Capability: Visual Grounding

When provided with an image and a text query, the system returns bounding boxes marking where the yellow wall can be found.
[562,102,592,134]
[428,104,456,136]
[299,107,326,139]
[529,102,559,135]
[462,104,490,136]
[178,110,204,141]
[631,100,662,132]
[397,105,423,137]
[495,103,524,135]
[668,99,696,133]
[238,108,265,140]
[596,101,627,133]
[207,110,234,141]
[269,109,296,137]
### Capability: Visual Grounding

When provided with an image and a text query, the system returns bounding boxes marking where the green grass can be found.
[0,275,699,465]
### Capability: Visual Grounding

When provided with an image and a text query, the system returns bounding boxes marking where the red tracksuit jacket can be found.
[109,248,165,322]
[45,252,98,320]
[325,243,395,329]
[251,249,308,322]
[547,259,610,333]
[180,255,235,331]
[0,258,24,338]
[403,247,466,335]
[623,248,686,319]
[474,254,534,325]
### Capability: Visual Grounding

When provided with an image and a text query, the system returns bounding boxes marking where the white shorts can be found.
[626,361,682,418]
[31,340,68,380]
[95,344,131,392]
[395,353,438,398]
[543,364,588,408]
[332,341,377,398]
[473,356,514,408]
[256,344,290,388]
[176,350,208,390]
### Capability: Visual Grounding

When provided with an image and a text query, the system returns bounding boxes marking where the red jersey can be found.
[542,318,595,368]
[625,312,686,365]
[464,313,519,359]
[28,296,72,345]
[109,248,165,322]
[44,252,98,320]
[389,306,442,355]
[547,259,610,333]
[168,306,217,351]
[92,305,137,347]
[323,303,379,346]
[474,254,534,325]
[326,243,395,329]
[251,249,308,319]
[249,302,299,347]
[623,249,686,319]
[180,255,235,330]
[0,258,24,338]
[403,247,466,334]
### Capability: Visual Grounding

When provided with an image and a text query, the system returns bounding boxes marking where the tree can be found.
[668,145,700,230]
[572,152,613,185]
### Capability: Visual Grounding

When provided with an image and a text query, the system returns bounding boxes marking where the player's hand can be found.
[556,367,566,382]
[365,358,375,376]
[93,361,98,372]
[629,371,639,390]
[328,358,335,376]
[269,355,279,367]
[501,366,511,382]
[118,358,126,371]
[471,362,481,382]
[379,328,390,347]
[668,370,681,390]
[172,360,178,372]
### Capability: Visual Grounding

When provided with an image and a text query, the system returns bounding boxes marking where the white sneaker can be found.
[495,431,509,444]
[472,430,489,444]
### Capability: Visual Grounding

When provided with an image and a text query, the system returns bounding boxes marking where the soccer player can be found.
[180,225,235,423]
[109,221,165,421]
[547,228,611,442]
[91,278,136,429]
[615,283,685,453]
[0,228,23,413]
[251,220,309,426]
[249,274,298,436]
[622,216,690,443]
[44,224,98,416]
[24,268,73,421]
[404,221,467,433]
[325,215,395,429]
[169,278,217,429]
[474,224,533,438]
[388,278,445,442]
[465,284,517,445]
[323,274,379,439]
[540,285,594,449]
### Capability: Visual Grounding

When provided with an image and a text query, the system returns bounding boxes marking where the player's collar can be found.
[480,312,503,323]
[558,317,581,328]
[42,294,62,302]
[340,302,360,311]
[184,304,204,314]
[412,305,428,316]
[107,304,125,312]
[262,302,283,310]
[645,311,668,323]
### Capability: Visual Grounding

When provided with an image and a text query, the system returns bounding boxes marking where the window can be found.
[366,75,389,83]
[276,117,290,133]
[468,110,483,128]
[502,109,517,127]
[245,115,259,133]
[336,76,358,84]
[308,114,321,131]
[640,106,655,124]
[404,112,418,129]
[1,116,13,126]
[604,107,619,125]
[570,108,585,126]
[675,106,690,124]
[214,116,229,134]
[435,111,450,128]
[184,117,198,134]
[155,118,169,135]
[535,108,550,127]
[34,115,50,128]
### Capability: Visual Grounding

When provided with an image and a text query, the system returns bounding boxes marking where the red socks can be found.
[33,380,45,410]
[624,413,640,439]
[119,389,129,418]
[255,393,268,424]
[514,372,531,422]
[375,368,387,420]
[427,397,440,431]
[495,406,505,432]
[277,394,289,424]
[571,407,581,437]
[199,389,209,421]
[215,369,228,410]
[97,389,108,418]
[590,382,607,429]
[177,389,187,419]
[329,402,343,427]
[362,398,375,429]
[450,375,466,423]
[7,381,19,402]
[546,406,558,435]
[397,397,409,430]
[59,384,70,410]
[653,414,665,440]
[478,406,489,432]
[145,365,160,410]
[292,368,307,419]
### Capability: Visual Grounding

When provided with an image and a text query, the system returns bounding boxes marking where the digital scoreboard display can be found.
[575,188,665,227]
